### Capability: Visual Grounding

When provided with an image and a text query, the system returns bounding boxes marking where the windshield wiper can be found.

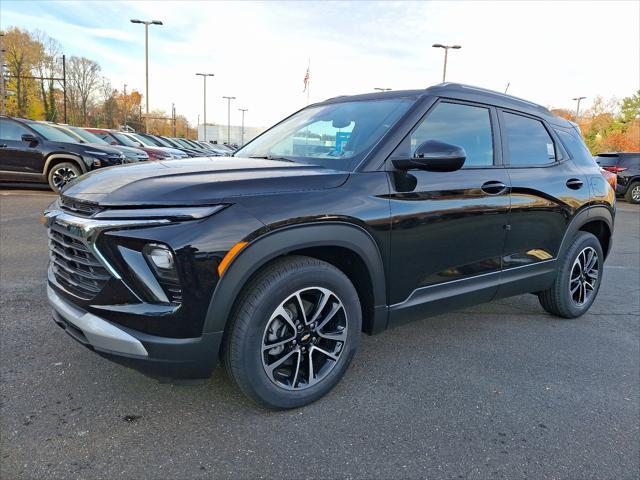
[248,154,295,163]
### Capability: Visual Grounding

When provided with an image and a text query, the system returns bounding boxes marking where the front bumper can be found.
[48,285,223,380]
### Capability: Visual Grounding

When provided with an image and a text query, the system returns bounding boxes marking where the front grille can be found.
[60,197,101,217]
[48,229,110,299]
[161,279,183,305]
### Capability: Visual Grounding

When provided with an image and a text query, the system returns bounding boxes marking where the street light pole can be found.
[130,19,163,133]
[196,73,214,141]
[432,44,461,82]
[572,96,586,122]
[238,108,247,146]
[222,96,236,145]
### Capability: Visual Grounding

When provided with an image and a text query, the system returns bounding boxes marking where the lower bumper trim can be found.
[47,284,148,357]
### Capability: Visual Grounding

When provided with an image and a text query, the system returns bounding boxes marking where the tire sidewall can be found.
[234,263,361,409]
[558,232,604,317]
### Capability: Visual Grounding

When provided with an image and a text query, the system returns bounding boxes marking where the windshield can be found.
[112,132,140,147]
[235,98,413,170]
[159,137,181,148]
[131,134,157,147]
[174,138,193,148]
[69,127,108,144]
[28,123,79,143]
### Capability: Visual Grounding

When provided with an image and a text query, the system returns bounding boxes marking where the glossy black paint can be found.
[0,116,126,185]
[46,83,616,379]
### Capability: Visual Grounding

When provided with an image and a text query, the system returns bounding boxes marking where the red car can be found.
[85,128,172,161]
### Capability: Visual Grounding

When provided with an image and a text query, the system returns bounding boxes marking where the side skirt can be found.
[388,259,557,328]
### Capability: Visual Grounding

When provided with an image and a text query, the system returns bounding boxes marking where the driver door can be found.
[387,100,511,326]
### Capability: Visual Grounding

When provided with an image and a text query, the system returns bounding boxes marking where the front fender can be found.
[202,221,387,334]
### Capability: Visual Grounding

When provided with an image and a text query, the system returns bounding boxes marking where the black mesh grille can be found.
[48,229,110,299]
[60,197,101,217]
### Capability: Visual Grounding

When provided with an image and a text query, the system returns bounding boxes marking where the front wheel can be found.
[47,162,80,193]
[224,256,361,409]
[538,231,604,318]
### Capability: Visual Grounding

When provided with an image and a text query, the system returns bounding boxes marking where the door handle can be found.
[481,180,507,195]
[566,178,584,190]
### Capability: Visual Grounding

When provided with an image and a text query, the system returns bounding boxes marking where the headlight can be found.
[92,205,225,220]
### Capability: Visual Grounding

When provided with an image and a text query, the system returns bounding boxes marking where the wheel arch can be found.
[203,222,388,336]
[44,154,87,176]
[558,206,614,260]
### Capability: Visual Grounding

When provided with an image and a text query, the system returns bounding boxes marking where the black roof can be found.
[322,83,571,127]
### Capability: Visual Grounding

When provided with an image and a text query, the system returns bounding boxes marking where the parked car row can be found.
[0,115,234,192]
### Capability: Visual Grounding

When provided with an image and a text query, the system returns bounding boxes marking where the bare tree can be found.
[33,31,61,121]
[67,56,100,125]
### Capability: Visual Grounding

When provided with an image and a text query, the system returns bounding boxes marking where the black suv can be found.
[43,84,615,408]
[595,152,640,204]
[0,116,127,192]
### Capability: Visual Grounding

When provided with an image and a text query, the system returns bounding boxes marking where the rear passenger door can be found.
[0,118,45,177]
[499,110,591,279]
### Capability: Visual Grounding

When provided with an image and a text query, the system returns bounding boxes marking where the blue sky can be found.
[2,1,639,127]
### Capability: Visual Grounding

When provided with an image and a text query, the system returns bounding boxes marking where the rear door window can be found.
[594,155,620,167]
[620,155,640,169]
[502,112,556,166]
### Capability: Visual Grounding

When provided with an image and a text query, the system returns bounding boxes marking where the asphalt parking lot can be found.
[1,189,638,480]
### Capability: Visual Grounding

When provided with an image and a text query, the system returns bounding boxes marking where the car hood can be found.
[62,157,349,205]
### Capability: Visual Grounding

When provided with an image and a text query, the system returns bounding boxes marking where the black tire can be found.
[538,231,604,318]
[224,255,361,409]
[624,181,640,204]
[47,162,81,193]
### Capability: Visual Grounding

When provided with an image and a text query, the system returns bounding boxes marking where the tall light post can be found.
[432,44,461,82]
[130,19,163,133]
[573,96,586,122]
[222,96,236,145]
[238,108,248,146]
[196,73,214,140]
[374,87,392,92]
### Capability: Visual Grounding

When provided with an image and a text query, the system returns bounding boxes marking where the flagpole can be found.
[306,58,310,105]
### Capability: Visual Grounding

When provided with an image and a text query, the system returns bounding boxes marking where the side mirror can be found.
[21,134,39,144]
[110,141,118,145]
[393,140,466,172]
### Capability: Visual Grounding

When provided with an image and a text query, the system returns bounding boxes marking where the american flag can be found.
[303,66,310,93]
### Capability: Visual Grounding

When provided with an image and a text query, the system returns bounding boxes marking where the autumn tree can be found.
[3,27,42,117]
[33,31,62,122]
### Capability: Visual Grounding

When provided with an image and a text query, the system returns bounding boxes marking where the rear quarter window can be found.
[595,155,620,167]
[555,129,598,168]
[620,155,640,169]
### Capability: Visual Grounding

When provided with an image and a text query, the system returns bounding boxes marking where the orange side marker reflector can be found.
[217,241,248,277]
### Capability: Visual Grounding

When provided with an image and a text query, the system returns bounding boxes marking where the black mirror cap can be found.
[21,134,39,144]
[392,140,466,172]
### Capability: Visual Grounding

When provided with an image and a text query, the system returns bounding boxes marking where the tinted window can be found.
[555,129,597,168]
[594,155,620,167]
[503,112,555,166]
[0,119,31,141]
[407,102,494,167]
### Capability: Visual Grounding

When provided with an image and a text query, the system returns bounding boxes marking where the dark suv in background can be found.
[596,152,640,203]
[0,116,127,192]
[44,84,615,409]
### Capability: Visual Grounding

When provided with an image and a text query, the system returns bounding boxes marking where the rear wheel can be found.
[48,162,80,193]
[625,181,640,204]
[538,231,603,318]
[224,256,361,409]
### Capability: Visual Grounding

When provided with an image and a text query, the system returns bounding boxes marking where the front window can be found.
[28,123,78,143]
[131,134,156,147]
[236,98,413,171]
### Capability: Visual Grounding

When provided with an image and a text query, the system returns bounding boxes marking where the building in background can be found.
[197,123,264,146]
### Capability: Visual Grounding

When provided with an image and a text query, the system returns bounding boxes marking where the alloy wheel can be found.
[261,287,348,390]
[52,167,78,189]
[631,185,640,202]
[569,246,599,306]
